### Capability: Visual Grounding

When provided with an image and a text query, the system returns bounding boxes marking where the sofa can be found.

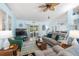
[34,45,78,56]
[35,36,79,56]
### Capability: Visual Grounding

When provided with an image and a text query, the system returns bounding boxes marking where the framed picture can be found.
[30,25,38,32]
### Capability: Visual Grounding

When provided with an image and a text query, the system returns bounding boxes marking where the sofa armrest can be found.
[52,45,64,54]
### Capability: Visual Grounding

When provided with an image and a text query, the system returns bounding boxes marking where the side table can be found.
[0,44,18,56]
[60,44,71,49]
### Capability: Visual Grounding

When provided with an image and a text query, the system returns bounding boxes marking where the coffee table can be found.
[36,40,47,50]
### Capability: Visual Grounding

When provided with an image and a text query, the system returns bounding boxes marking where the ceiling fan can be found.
[39,3,59,12]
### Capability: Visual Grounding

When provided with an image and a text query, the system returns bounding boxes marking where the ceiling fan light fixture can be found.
[39,3,59,12]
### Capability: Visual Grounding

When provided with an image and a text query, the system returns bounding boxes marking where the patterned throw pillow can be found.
[59,35,65,40]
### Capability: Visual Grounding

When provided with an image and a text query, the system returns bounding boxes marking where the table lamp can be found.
[68,30,79,45]
[0,31,13,50]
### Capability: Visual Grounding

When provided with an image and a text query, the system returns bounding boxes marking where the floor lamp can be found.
[68,30,79,45]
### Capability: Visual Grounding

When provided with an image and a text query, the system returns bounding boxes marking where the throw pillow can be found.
[52,33,57,39]
[59,35,65,40]
[67,37,74,45]
[55,35,60,41]
[46,33,52,38]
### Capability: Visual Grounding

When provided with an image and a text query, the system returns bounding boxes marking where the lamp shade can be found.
[0,31,13,39]
[68,30,79,46]
[0,31,12,50]
[69,30,79,38]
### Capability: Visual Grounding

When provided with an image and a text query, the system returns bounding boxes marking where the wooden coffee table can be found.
[36,40,47,50]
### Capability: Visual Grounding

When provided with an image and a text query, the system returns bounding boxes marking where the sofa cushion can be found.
[43,48,56,56]
[34,50,44,56]
[35,48,56,56]
[57,50,73,56]
[52,45,64,54]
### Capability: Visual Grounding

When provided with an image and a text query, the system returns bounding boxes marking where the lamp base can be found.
[2,39,10,50]
[72,38,79,46]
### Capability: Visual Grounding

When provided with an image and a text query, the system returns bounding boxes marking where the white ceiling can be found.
[7,3,57,21]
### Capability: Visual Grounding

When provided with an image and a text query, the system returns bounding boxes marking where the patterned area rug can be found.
[20,38,51,56]
[23,53,36,56]
[21,39,39,55]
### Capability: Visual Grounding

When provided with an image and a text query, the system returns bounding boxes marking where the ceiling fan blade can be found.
[50,3,59,10]
[38,3,59,12]
[51,3,59,6]
[50,7,55,10]
[39,5,46,8]
[43,7,48,12]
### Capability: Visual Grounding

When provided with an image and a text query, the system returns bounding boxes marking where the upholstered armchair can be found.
[8,38,23,51]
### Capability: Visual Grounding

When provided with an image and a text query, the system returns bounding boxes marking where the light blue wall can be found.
[67,9,73,31]
[67,9,79,31]
[0,3,16,36]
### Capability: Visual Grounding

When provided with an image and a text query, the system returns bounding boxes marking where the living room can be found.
[0,3,79,56]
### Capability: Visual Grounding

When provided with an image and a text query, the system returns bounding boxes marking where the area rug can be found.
[23,53,36,56]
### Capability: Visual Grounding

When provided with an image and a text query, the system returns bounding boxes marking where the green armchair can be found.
[8,38,23,51]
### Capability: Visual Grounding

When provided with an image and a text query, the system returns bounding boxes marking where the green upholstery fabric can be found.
[15,36,27,41]
[15,36,25,40]
[55,35,60,41]
[46,33,52,38]
[55,35,65,41]
[8,39,23,51]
